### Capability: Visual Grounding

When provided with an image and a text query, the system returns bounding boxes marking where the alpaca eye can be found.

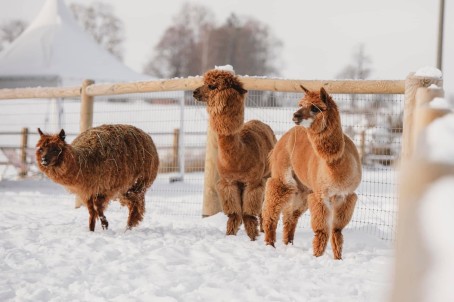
[38,148,43,153]
[310,105,320,113]
[208,85,216,90]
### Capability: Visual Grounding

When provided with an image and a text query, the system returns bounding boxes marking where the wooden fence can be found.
[0,74,441,212]
[391,83,452,302]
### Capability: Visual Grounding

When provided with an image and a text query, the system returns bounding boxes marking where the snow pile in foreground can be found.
[419,176,454,302]
[0,179,393,302]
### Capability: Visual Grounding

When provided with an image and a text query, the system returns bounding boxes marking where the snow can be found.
[420,113,454,165]
[428,97,453,110]
[418,176,454,302]
[214,65,235,75]
[414,67,443,79]
[0,177,394,301]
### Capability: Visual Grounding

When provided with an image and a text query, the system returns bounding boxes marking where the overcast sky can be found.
[1,0,453,97]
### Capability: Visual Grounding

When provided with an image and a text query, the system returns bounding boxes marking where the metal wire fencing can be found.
[0,88,403,240]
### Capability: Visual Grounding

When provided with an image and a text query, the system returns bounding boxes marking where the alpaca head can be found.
[193,69,248,135]
[292,85,338,133]
[36,128,66,168]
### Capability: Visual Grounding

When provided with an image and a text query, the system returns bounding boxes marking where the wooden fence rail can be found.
[0,78,406,101]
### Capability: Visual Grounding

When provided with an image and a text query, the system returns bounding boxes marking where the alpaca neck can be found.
[47,146,81,186]
[308,110,345,164]
[208,94,245,136]
[217,134,243,165]
[210,112,244,136]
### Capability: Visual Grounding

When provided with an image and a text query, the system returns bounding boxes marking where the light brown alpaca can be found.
[36,124,159,231]
[193,69,277,240]
[262,86,362,259]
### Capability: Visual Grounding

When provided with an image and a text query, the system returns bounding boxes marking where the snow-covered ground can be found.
[0,176,394,302]
[0,93,401,301]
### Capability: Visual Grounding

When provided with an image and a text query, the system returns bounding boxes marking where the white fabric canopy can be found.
[0,0,151,88]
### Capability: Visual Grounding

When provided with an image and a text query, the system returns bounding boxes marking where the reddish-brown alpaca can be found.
[36,124,159,231]
[193,69,277,240]
[262,86,362,259]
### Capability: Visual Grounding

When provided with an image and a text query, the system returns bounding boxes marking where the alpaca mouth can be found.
[294,117,314,128]
[41,159,49,166]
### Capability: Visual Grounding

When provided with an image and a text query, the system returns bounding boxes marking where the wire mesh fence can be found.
[0,89,403,240]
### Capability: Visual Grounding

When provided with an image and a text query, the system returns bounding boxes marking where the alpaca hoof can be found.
[284,240,293,245]
[266,242,275,248]
[100,216,109,230]
[314,251,324,257]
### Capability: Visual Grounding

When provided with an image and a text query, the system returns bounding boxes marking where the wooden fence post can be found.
[392,83,450,301]
[202,126,222,217]
[75,79,94,208]
[173,128,180,172]
[19,127,28,178]
[392,161,454,302]
[401,73,442,160]
[359,129,366,164]
[80,79,95,133]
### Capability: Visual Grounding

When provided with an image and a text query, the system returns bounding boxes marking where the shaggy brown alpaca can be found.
[262,86,362,259]
[36,124,159,231]
[193,69,277,240]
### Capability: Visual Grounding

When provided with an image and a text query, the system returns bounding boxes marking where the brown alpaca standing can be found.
[262,86,362,259]
[193,69,277,240]
[36,124,159,231]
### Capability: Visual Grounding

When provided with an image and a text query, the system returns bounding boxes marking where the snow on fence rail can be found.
[0,74,441,241]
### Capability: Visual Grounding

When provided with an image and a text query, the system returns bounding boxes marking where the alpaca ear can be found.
[300,85,310,94]
[59,129,66,141]
[320,87,329,104]
[37,128,44,137]
[233,84,247,95]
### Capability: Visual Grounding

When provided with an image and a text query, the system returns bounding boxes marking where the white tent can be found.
[0,0,151,88]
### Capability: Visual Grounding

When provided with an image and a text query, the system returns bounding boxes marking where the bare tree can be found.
[0,20,27,52]
[143,4,282,79]
[70,2,125,60]
[337,44,372,80]
[143,3,214,78]
[209,14,282,76]
[337,44,372,110]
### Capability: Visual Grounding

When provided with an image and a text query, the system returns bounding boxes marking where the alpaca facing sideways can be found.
[36,124,159,231]
[193,68,277,240]
[262,86,362,259]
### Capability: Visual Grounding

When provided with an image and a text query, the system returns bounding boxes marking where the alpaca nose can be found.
[293,112,302,124]
[41,156,48,166]
[193,88,200,100]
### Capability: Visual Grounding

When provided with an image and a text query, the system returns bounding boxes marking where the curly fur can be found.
[36,124,159,231]
[193,69,277,240]
[262,86,362,259]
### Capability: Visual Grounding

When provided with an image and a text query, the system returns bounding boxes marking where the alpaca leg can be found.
[259,179,267,233]
[282,190,309,245]
[259,213,264,233]
[217,179,242,236]
[123,183,146,229]
[94,194,109,230]
[331,193,357,260]
[262,178,295,247]
[87,196,98,232]
[242,182,265,241]
[308,193,331,257]
[127,192,145,229]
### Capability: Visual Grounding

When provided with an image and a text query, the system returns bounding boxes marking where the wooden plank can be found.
[0,86,80,99]
[0,77,405,100]
[85,77,406,96]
